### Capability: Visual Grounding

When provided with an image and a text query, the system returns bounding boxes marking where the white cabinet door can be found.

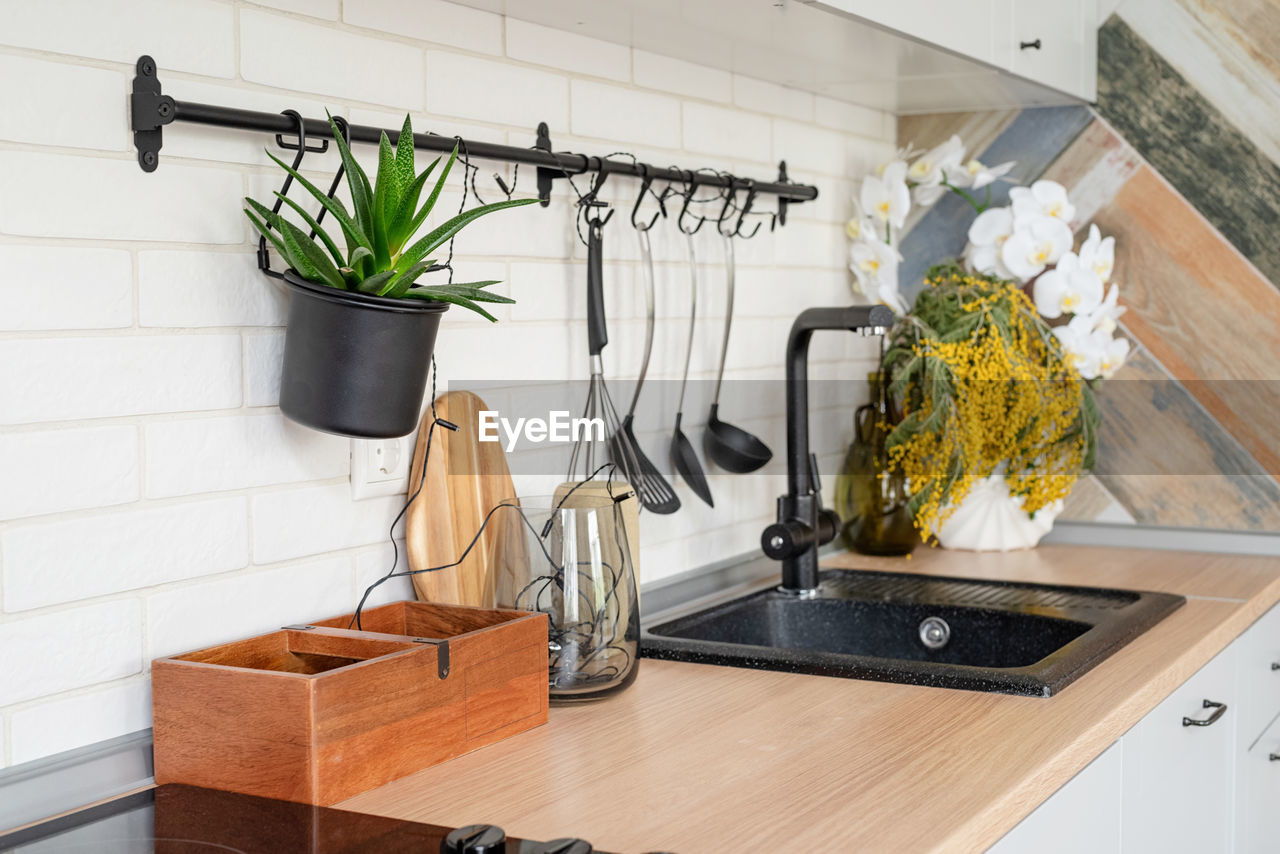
[1236,602,1280,749]
[1122,647,1237,854]
[814,0,997,64]
[1237,712,1280,854]
[1003,0,1093,99]
[987,741,1123,853]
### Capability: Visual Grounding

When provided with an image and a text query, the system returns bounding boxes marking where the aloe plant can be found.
[244,113,535,321]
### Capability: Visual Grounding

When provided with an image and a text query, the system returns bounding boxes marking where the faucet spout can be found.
[761,304,896,592]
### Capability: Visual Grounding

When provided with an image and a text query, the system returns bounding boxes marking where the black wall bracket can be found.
[131,56,175,172]
[128,56,819,213]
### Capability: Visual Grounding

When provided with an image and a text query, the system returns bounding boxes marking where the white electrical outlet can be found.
[350,437,413,500]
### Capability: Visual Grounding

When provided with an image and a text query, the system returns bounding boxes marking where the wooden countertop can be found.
[338,545,1280,853]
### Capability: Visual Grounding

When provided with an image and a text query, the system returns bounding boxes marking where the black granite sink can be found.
[642,569,1185,697]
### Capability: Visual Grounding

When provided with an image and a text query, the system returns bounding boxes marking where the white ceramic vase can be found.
[934,474,1062,552]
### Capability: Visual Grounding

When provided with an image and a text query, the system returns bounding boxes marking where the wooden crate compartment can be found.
[153,603,548,805]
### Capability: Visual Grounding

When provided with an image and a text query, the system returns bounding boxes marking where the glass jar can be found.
[490,493,640,702]
[834,373,918,556]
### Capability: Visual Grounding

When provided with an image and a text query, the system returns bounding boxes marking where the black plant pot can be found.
[279,270,448,439]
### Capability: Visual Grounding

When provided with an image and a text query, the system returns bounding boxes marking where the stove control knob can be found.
[443,824,507,854]
[527,839,593,854]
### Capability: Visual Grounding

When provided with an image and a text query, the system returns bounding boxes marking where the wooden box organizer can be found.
[152,601,548,805]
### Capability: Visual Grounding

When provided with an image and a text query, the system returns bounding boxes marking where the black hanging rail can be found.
[129,56,817,223]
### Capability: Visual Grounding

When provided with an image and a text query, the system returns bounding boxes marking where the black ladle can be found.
[704,234,772,473]
[671,231,714,507]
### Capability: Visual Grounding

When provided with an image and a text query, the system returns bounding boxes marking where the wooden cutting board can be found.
[406,391,517,607]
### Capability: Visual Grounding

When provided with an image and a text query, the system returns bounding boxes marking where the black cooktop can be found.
[0,784,612,853]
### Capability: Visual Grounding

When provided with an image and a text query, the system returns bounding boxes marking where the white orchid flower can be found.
[908,135,965,205]
[1000,214,1074,282]
[1010,180,1075,223]
[1033,251,1104,318]
[844,196,879,243]
[1076,224,1116,283]
[1052,316,1104,379]
[850,237,906,314]
[1053,316,1130,380]
[958,159,1016,190]
[1096,334,1130,379]
[964,207,1017,280]
[1085,283,1126,336]
[859,160,910,233]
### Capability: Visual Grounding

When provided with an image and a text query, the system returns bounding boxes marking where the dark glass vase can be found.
[834,373,918,556]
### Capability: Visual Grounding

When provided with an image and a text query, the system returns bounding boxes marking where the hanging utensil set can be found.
[567,170,775,515]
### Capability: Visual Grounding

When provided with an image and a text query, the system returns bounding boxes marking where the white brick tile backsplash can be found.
[252,483,404,563]
[0,55,127,151]
[0,246,132,331]
[240,9,425,109]
[506,19,630,82]
[245,332,286,407]
[425,51,569,130]
[145,413,349,498]
[815,96,892,139]
[682,102,772,164]
[9,680,152,766]
[632,50,731,103]
[0,426,138,522]
[734,76,814,122]
[507,262,582,322]
[0,335,242,425]
[0,152,244,244]
[0,0,234,77]
[139,251,288,328]
[1,496,249,611]
[345,0,503,55]
[0,601,142,706]
[145,556,355,659]
[247,0,340,20]
[443,195,576,259]
[570,81,681,149]
[773,120,848,178]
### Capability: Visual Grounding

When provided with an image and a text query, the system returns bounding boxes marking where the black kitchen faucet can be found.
[761,304,896,593]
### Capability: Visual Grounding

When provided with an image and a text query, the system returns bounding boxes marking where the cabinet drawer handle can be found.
[1271,753,1280,762]
[1183,699,1228,727]
[1020,39,1042,50]
[1271,662,1279,670]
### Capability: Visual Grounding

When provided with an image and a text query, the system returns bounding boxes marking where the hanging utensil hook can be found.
[677,170,707,235]
[580,158,614,226]
[631,163,666,231]
[256,109,317,278]
[715,172,743,238]
[733,181,769,239]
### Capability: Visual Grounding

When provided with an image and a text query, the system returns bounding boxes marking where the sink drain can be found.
[919,616,951,650]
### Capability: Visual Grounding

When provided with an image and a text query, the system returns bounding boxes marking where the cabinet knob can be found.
[1020,39,1042,50]
[1270,753,1280,762]
[1271,662,1279,670]
[1182,699,1228,727]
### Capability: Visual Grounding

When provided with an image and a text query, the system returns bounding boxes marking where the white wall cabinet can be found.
[988,599,1280,853]
[1003,0,1094,99]
[452,0,1096,114]
[816,0,1098,101]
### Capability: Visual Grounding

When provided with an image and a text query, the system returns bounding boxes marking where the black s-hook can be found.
[677,170,706,235]
[631,163,666,231]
